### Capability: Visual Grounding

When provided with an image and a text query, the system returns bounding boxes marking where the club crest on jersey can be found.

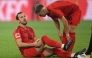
[15,33,20,38]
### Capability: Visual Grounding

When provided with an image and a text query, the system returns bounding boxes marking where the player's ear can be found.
[41,7,46,11]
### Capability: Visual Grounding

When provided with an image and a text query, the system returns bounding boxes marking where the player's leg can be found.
[41,47,72,58]
[40,47,54,57]
[70,10,81,51]
[36,45,86,58]
[23,47,42,58]
[53,48,86,58]
[41,47,73,58]
[62,25,76,52]
[70,9,81,52]
[35,35,73,53]
[68,9,81,52]
[68,25,76,52]
[35,41,55,57]
[35,38,60,57]
[35,43,45,54]
[41,35,73,51]
[53,48,72,58]
[85,27,92,58]
[86,38,92,56]
[66,9,81,52]
[38,47,72,57]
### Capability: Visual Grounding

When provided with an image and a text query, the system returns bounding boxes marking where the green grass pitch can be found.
[0,20,92,58]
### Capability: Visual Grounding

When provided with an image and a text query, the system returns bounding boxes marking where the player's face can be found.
[37,7,47,17]
[18,13,27,25]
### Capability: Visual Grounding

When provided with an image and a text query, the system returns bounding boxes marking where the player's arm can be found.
[16,38,35,48]
[34,37,37,41]
[60,16,70,40]
[16,38,41,48]
[51,9,70,40]
[52,18,62,39]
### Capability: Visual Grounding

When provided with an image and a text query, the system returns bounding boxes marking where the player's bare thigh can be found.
[69,25,77,33]
[24,48,53,58]
[42,47,53,56]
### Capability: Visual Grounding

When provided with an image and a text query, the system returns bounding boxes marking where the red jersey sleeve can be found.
[13,28,22,40]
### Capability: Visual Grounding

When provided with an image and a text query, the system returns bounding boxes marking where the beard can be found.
[20,21,27,25]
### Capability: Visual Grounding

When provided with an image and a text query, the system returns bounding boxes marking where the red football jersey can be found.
[47,1,79,20]
[13,26,35,42]
[13,26,37,56]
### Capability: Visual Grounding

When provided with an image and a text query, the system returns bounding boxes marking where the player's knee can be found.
[69,26,76,33]
[42,35,48,39]
[41,35,48,42]
[42,35,48,38]
[69,29,75,33]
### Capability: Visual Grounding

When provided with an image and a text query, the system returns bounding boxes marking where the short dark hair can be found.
[34,4,44,14]
[16,12,23,20]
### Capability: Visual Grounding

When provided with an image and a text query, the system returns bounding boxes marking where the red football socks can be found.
[62,32,75,52]
[41,35,62,48]
[69,33,75,52]
[53,48,71,58]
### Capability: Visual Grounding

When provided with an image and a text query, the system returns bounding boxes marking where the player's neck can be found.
[19,24,27,29]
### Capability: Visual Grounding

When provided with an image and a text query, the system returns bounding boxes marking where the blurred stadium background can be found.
[0,0,92,58]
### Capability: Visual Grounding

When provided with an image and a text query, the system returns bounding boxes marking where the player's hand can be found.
[66,33,70,41]
[58,32,63,40]
[36,39,40,42]
[33,39,42,48]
